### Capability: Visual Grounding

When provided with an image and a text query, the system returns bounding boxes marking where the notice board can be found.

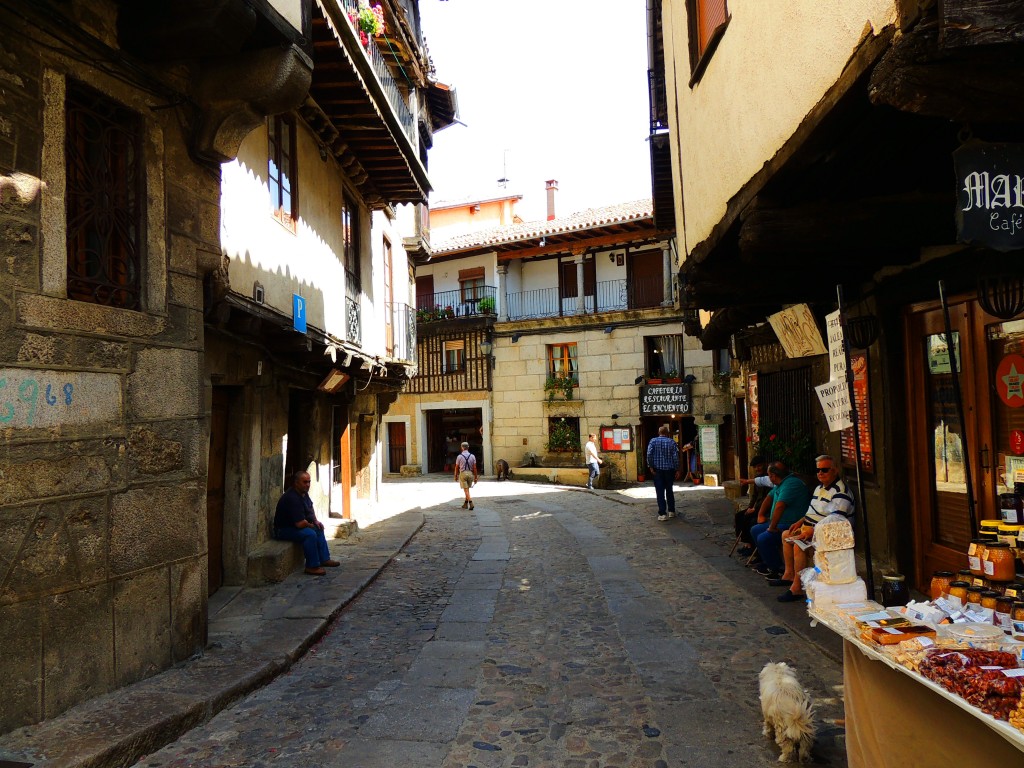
[600,426,633,452]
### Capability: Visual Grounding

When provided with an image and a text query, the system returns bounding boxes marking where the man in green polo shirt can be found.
[749,461,812,579]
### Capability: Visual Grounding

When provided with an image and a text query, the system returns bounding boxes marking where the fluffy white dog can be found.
[759,661,815,763]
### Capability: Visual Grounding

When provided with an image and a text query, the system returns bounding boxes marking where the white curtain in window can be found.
[658,335,682,374]
[567,344,579,379]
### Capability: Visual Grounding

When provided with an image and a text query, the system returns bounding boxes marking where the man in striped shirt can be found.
[774,454,855,602]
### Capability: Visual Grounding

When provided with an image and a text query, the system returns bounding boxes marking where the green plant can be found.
[749,422,815,474]
[478,296,495,314]
[712,370,736,390]
[544,373,576,402]
[545,418,581,453]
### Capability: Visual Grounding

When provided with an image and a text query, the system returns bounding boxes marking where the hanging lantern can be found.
[846,315,880,349]
[978,274,1024,320]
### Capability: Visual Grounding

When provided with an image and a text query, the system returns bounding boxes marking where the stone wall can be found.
[0,8,214,732]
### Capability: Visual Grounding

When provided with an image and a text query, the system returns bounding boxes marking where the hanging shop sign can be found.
[639,383,691,415]
[767,304,827,359]
[953,141,1024,252]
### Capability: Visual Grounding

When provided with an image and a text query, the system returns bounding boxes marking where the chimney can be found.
[545,179,558,221]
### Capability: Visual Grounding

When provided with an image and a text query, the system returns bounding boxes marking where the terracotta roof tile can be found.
[432,198,654,254]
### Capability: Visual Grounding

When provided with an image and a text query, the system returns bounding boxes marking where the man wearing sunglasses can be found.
[773,454,854,602]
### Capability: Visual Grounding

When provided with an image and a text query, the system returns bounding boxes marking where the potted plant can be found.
[347,0,385,48]
[478,296,495,314]
[444,305,455,319]
[646,372,663,385]
[544,373,576,402]
[666,369,681,383]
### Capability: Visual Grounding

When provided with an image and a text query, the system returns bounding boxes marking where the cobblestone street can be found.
[132,479,846,768]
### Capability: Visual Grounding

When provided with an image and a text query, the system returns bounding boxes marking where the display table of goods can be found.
[809,600,1024,766]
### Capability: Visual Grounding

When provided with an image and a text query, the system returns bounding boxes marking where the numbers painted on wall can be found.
[0,377,74,425]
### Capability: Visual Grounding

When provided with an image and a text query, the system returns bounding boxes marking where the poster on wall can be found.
[600,426,632,452]
[841,352,875,473]
[747,373,759,442]
[699,424,720,465]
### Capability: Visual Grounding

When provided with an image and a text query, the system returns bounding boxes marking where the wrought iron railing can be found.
[506,276,665,320]
[339,0,416,145]
[386,302,415,361]
[346,295,361,346]
[415,285,497,322]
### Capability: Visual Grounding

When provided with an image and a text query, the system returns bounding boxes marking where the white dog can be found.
[759,661,815,763]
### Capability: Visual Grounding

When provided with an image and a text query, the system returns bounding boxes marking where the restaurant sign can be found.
[640,383,691,415]
[954,141,1024,251]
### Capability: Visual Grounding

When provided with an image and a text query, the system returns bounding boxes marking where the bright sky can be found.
[418,0,653,223]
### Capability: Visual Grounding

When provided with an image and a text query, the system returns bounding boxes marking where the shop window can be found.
[443,339,465,373]
[686,0,729,84]
[342,193,360,293]
[459,267,485,302]
[268,115,297,230]
[65,80,143,310]
[548,343,579,384]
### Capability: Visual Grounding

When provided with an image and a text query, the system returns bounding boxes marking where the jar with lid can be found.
[967,585,984,605]
[1000,492,1024,524]
[881,574,910,607]
[948,581,970,603]
[968,539,988,576]
[998,524,1021,547]
[981,590,1000,610]
[930,571,955,601]
[1013,600,1024,622]
[1005,582,1024,600]
[981,519,1003,535]
[983,541,1016,582]
[996,595,1015,630]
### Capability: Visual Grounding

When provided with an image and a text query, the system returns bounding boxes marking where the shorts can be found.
[459,470,475,489]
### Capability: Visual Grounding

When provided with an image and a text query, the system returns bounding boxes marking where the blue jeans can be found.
[588,462,600,487]
[751,522,783,573]
[274,525,331,568]
[652,468,676,515]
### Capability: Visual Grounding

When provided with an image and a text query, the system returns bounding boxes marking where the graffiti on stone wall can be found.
[0,369,121,428]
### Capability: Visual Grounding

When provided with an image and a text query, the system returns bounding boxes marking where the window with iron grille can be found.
[268,115,297,229]
[686,0,729,82]
[65,81,143,310]
[547,343,579,384]
[342,193,361,293]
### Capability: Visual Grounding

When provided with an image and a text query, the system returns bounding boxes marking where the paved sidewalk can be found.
[0,512,425,768]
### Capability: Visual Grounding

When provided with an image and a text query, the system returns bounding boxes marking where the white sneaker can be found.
[657,514,668,522]
[667,511,676,518]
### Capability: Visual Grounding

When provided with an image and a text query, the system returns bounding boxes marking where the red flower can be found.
[746,436,752,442]
[769,434,777,441]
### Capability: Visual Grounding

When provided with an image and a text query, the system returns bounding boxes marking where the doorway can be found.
[207,387,229,595]
[426,408,483,473]
[905,296,1006,588]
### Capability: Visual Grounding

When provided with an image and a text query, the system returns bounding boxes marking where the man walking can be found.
[273,471,340,576]
[584,432,603,490]
[455,441,478,510]
[646,424,679,521]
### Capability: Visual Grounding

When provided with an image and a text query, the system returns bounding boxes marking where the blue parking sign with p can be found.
[293,294,307,333]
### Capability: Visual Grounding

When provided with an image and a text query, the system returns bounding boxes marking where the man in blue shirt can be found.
[273,471,340,575]
[749,461,812,579]
[646,424,679,521]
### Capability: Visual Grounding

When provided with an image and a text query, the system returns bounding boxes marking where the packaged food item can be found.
[812,514,855,552]
[813,548,858,584]
[968,539,988,576]
[918,647,1022,721]
[945,623,1007,650]
[806,577,867,607]
[967,585,984,605]
[981,590,1000,610]
[860,624,936,646]
[996,596,1014,632]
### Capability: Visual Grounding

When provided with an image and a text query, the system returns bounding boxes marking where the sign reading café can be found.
[954,141,1024,251]
[640,383,691,415]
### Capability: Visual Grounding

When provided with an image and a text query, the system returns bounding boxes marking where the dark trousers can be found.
[274,525,331,568]
[652,468,676,515]
[734,508,756,543]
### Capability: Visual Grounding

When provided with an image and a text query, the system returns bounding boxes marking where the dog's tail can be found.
[781,700,815,760]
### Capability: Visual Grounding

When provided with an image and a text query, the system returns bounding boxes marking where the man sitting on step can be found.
[273,470,341,576]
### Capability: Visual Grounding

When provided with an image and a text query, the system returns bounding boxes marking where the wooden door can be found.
[416,274,434,308]
[905,298,996,588]
[387,422,407,472]
[206,388,228,595]
[628,249,662,308]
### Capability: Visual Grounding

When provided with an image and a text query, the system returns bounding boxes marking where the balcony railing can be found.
[416,286,497,323]
[506,276,665,321]
[339,0,416,145]
[386,302,416,362]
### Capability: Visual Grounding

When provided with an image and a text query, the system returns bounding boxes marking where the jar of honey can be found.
[996,595,1014,630]
[967,585,984,605]
[1013,601,1024,622]
[1004,582,1024,600]
[981,590,1000,610]
[929,571,955,601]
[998,524,1021,547]
[968,539,988,576]
[948,581,970,603]
[981,519,1003,537]
[984,541,1016,582]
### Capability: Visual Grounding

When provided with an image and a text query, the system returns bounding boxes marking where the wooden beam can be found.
[869,26,1024,121]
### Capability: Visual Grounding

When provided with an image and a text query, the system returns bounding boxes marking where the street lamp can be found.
[480,337,495,369]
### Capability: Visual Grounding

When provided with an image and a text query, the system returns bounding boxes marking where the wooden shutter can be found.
[697,0,728,55]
